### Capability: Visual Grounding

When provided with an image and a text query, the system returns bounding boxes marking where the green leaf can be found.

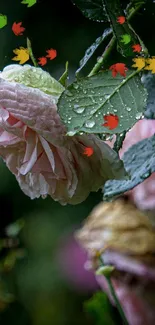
[71,0,109,22]
[76,28,112,76]
[21,0,37,7]
[0,14,7,29]
[59,61,69,87]
[58,70,147,135]
[120,34,131,45]
[103,134,155,200]
[142,73,155,119]
[84,291,116,325]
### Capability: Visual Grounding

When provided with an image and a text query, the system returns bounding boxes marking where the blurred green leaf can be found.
[84,291,116,325]
[5,219,25,238]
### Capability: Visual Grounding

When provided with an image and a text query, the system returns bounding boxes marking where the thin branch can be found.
[99,257,129,325]
[27,38,38,67]
[113,131,126,153]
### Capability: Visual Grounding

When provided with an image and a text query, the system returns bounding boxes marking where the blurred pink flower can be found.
[107,119,155,210]
[119,119,155,157]
[57,235,98,292]
[0,68,123,205]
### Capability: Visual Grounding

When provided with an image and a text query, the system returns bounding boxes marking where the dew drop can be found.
[105,134,114,141]
[73,84,79,90]
[105,95,110,99]
[126,107,131,112]
[73,104,85,114]
[141,171,150,179]
[77,108,85,113]
[67,131,76,136]
[84,120,95,128]
[90,95,96,103]
[114,109,118,113]
[136,112,143,120]
[66,90,73,97]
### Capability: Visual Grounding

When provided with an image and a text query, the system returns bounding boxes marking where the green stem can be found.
[88,36,116,77]
[88,2,145,77]
[27,38,38,67]
[99,257,128,325]
[106,277,129,325]
[113,131,126,153]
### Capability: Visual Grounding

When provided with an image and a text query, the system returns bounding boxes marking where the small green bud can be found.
[95,265,115,277]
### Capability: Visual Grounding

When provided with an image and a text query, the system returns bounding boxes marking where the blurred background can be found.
[0,0,155,324]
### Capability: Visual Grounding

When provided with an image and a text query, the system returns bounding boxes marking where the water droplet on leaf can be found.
[73,84,79,90]
[67,131,76,136]
[76,107,85,114]
[136,112,143,120]
[74,104,85,114]
[105,95,110,99]
[66,90,73,97]
[84,120,95,128]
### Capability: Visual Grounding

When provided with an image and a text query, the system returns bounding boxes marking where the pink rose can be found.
[0,64,124,205]
[119,119,155,157]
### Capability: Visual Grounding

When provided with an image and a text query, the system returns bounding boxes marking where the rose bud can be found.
[76,199,155,325]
